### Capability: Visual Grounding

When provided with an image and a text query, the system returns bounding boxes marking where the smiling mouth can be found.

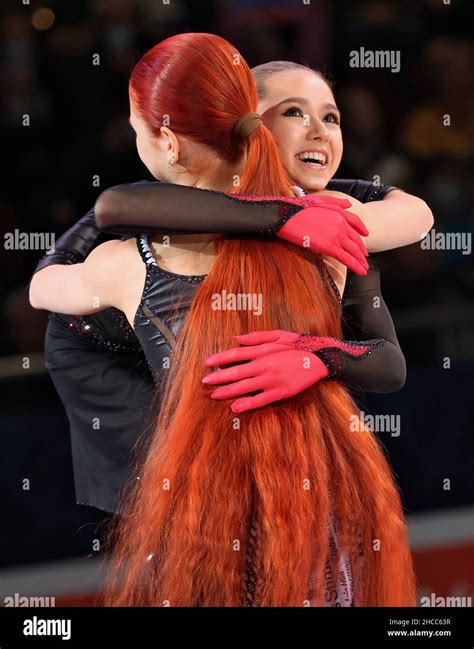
[294,152,328,170]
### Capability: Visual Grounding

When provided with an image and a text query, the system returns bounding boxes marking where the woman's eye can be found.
[283,106,304,118]
[324,112,340,124]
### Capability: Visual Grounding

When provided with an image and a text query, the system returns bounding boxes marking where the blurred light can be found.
[32,8,55,31]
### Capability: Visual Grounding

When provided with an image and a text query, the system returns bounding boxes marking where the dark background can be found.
[1,0,473,582]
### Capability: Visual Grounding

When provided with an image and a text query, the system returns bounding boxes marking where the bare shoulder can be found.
[86,237,141,268]
[82,238,144,312]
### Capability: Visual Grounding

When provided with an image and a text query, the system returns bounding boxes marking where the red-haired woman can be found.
[30,34,417,607]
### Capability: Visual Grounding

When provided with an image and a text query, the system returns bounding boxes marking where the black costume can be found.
[32,179,404,514]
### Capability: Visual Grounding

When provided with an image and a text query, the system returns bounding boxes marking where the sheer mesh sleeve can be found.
[94,181,305,236]
[294,256,406,394]
[336,255,406,393]
[94,179,399,238]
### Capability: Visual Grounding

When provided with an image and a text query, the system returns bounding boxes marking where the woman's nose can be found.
[308,119,330,142]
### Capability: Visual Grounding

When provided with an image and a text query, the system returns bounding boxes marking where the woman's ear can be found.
[160,126,180,163]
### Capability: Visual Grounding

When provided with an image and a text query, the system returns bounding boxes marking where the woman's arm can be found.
[315,189,433,253]
[202,255,406,407]
[362,189,434,252]
[95,181,433,255]
[29,240,124,315]
[334,255,406,393]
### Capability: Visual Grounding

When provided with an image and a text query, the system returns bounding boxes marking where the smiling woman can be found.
[253,63,343,192]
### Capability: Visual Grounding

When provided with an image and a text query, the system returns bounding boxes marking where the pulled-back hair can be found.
[251,59,333,100]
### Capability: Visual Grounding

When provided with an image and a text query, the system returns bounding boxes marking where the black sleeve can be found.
[32,207,106,274]
[334,256,406,393]
[327,178,399,203]
[94,178,399,238]
[94,181,306,236]
[31,180,154,276]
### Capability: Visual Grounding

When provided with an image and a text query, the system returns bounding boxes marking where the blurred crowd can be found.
[1,0,473,360]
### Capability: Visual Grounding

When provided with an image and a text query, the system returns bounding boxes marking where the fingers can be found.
[231,389,285,413]
[204,345,259,366]
[332,249,368,276]
[345,223,369,259]
[210,377,264,400]
[341,237,369,272]
[202,360,258,385]
[341,209,370,237]
[204,341,286,366]
[234,330,283,345]
[306,195,352,209]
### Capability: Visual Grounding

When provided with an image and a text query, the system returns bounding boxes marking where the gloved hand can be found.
[202,329,383,412]
[231,193,369,275]
[275,196,369,275]
[202,330,326,413]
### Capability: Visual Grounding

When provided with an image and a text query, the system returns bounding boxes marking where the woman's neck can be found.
[148,155,243,273]
[149,234,219,275]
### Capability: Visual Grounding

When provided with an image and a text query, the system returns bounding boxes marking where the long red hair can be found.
[101,33,416,606]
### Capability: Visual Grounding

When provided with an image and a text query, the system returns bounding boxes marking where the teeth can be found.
[295,151,327,164]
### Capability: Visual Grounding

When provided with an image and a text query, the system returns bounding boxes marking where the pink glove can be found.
[202,330,382,412]
[230,193,369,275]
[276,196,369,275]
[202,330,328,413]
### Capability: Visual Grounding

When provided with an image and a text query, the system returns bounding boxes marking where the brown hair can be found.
[251,60,333,100]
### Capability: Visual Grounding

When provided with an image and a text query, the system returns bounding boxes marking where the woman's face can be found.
[257,69,343,192]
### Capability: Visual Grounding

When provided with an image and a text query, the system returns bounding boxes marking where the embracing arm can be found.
[95,178,430,276]
[362,189,434,253]
[29,181,154,280]
[318,188,433,254]
[95,180,433,255]
[29,240,123,315]
[327,255,406,393]
[94,181,299,235]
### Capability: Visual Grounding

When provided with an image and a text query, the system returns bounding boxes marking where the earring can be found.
[168,154,176,168]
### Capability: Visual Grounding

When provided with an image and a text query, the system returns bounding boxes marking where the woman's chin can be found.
[291,173,329,193]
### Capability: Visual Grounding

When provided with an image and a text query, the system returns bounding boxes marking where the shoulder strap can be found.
[136,234,158,266]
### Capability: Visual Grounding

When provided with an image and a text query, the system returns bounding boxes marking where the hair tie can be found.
[233,112,262,139]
